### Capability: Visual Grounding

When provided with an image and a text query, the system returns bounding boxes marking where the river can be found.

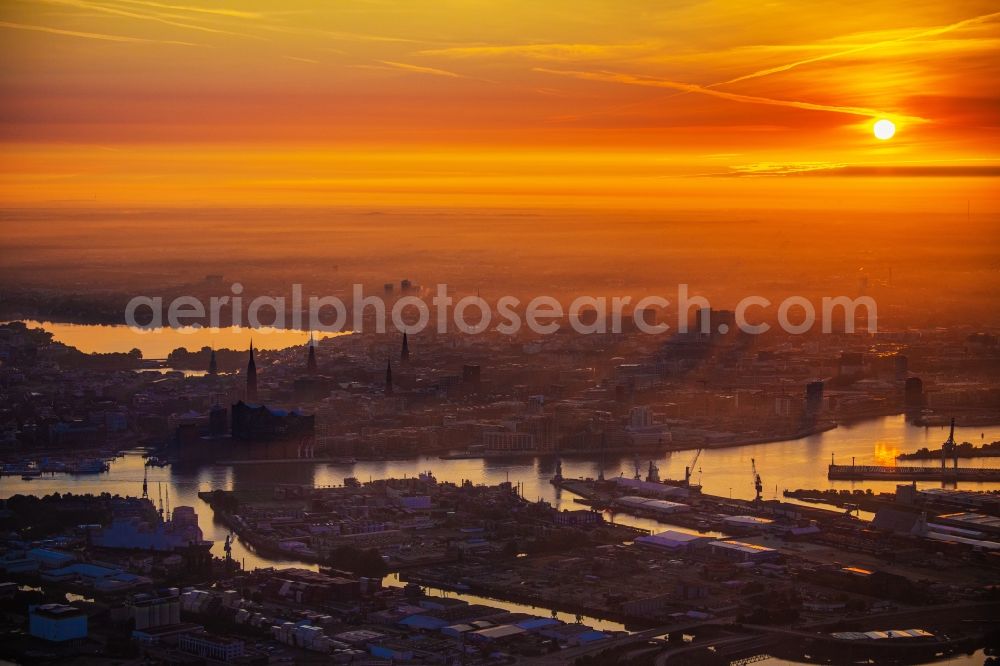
[2,415,998,573]
[4,321,1000,634]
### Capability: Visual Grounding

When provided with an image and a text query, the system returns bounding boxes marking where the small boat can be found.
[21,472,39,480]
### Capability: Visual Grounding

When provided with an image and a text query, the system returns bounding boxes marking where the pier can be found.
[828,464,1000,482]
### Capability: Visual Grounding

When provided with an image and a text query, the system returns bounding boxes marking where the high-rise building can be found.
[904,377,924,407]
[385,359,393,395]
[401,332,410,363]
[805,381,825,413]
[208,348,218,376]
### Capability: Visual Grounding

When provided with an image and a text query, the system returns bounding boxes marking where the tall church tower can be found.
[385,359,393,396]
[246,341,258,403]
[307,333,317,374]
[401,332,410,363]
[208,348,218,376]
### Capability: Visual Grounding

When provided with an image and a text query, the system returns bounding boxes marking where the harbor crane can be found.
[684,448,702,487]
[751,458,763,503]
[941,417,958,471]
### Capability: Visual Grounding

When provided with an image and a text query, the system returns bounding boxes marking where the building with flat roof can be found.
[722,515,774,530]
[29,604,87,642]
[635,530,716,551]
[709,540,779,563]
[177,630,245,662]
[614,496,690,516]
[934,511,1000,536]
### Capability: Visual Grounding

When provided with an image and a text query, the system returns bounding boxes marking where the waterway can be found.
[2,416,999,573]
[4,320,1000,634]
[758,648,986,665]
[8,320,345,357]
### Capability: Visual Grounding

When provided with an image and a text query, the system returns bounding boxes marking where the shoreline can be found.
[440,421,839,459]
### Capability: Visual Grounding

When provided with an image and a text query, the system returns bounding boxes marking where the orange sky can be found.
[1,0,998,209]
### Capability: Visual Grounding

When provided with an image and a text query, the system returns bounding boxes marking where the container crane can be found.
[684,448,702,487]
[751,458,763,503]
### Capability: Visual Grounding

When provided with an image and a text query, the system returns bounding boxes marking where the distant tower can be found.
[307,333,317,375]
[246,340,258,403]
[208,348,218,376]
[385,359,394,396]
[401,332,410,364]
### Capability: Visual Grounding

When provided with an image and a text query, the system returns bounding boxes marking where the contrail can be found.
[535,68,927,121]
[0,20,195,45]
[714,10,1000,87]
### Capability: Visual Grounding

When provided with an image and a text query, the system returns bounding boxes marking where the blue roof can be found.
[399,614,449,630]
[27,548,75,564]
[50,563,118,578]
[516,618,561,630]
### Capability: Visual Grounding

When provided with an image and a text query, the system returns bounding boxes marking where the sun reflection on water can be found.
[873,440,900,466]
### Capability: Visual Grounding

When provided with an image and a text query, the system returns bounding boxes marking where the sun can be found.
[873,119,896,140]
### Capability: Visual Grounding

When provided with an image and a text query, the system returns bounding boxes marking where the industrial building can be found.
[614,495,690,516]
[29,604,87,642]
[634,530,716,551]
[708,540,780,563]
[177,630,246,662]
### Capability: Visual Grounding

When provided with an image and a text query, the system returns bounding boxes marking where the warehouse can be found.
[708,540,779,563]
[614,496,690,516]
[635,530,715,551]
[722,515,774,530]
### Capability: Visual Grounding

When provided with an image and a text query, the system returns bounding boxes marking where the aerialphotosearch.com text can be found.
[124,283,877,336]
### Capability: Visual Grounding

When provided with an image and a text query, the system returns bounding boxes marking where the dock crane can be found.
[941,417,958,472]
[684,448,702,487]
[751,458,763,503]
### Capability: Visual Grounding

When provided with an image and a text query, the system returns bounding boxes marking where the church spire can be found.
[401,331,410,364]
[208,348,218,376]
[384,358,393,396]
[246,339,258,403]
[307,332,317,374]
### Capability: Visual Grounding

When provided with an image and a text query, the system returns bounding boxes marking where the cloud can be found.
[417,42,653,62]
[38,0,258,37]
[284,55,319,64]
[0,19,195,45]
[725,163,1000,177]
[534,67,927,122]
[106,0,262,20]
[260,24,426,44]
[726,162,848,176]
[377,60,467,79]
